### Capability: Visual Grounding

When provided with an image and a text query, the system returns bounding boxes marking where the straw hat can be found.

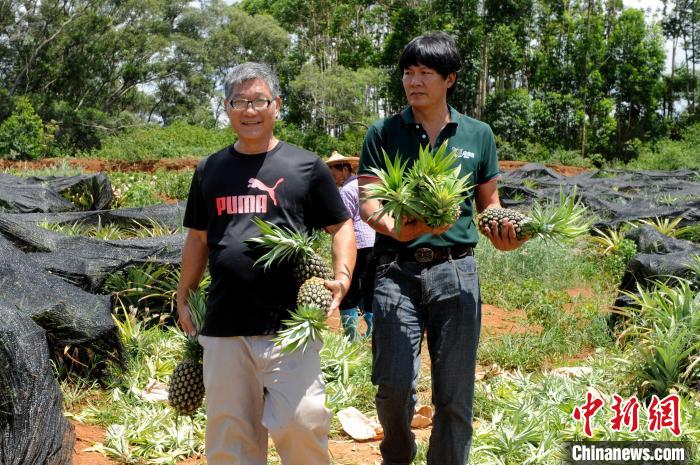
[325,151,359,170]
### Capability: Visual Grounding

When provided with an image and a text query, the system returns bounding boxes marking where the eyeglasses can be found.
[228,98,273,111]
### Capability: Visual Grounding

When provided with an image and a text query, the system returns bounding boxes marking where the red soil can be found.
[1,157,589,176]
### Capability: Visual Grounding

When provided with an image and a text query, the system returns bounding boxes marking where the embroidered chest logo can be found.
[215,178,285,216]
[453,147,475,159]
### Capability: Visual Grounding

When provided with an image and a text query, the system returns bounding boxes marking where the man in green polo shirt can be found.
[358,32,525,465]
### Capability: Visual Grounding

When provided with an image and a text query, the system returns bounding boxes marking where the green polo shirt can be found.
[359,105,500,255]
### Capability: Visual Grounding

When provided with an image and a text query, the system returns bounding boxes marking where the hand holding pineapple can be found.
[176,301,197,336]
[476,188,591,248]
[478,215,528,251]
[392,216,453,242]
[247,218,347,352]
[363,141,472,239]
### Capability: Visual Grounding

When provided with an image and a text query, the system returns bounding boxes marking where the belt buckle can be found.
[414,247,434,263]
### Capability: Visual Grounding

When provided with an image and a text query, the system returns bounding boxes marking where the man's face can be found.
[402,64,455,110]
[330,165,347,186]
[225,78,280,144]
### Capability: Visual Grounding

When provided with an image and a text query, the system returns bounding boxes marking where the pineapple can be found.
[272,305,329,353]
[477,189,591,241]
[364,141,473,232]
[247,218,334,352]
[247,217,333,285]
[168,288,206,417]
[297,277,333,310]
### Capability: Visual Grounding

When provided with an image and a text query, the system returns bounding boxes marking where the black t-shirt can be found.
[183,141,349,337]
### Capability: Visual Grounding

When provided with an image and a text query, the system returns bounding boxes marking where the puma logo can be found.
[248,177,284,206]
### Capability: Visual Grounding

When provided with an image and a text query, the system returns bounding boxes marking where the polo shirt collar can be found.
[400,105,460,127]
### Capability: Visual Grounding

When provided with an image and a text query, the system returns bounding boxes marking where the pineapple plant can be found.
[248,217,334,352]
[476,188,591,241]
[168,288,206,416]
[273,305,329,353]
[363,141,473,232]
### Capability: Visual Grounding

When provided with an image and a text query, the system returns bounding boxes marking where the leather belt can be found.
[378,245,474,265]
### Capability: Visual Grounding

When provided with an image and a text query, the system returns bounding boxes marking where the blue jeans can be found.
[371,255,481,465]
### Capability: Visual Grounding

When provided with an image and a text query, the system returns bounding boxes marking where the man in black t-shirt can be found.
[177,62,355,465]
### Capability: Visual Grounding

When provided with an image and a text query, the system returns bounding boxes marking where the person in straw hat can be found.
[326,151,376,341]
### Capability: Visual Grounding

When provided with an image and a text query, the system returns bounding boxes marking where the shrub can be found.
[483,89,532,145]
[0,97,55,160]
[91,121,236,161]
[627,123,700,170]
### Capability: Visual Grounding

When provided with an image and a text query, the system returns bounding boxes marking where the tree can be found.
[605,8,665,157]
[290,63,385,135]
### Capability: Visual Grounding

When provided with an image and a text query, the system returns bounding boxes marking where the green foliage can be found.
[615,279,700,399]
[110,171,193,208]
[483,89,532,146]
[290,64,385,137]
[605,9,666,159]
[365,143,472,231]
[602,238,638,279]
[0,97,55,160]
[40,218,181,241]
[91,121,235,161]
[320,333,373,413]
[627,123,700,170]
[104,263,209,316]
[76,311,206,463]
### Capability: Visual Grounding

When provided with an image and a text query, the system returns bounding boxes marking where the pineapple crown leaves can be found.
[365,150,418,223]
[407,141,465,183]
[273,305,329,354]
[364,142,473,232]
[528,187,593,241]
[246,217,315,269]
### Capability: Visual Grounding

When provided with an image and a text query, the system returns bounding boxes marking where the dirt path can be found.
[2,157,590,176]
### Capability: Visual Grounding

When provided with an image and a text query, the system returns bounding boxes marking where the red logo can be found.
[214,177,285,216]
[248,177,284,206]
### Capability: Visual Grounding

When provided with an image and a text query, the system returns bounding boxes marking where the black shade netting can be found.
[0,234,117,348]
[0,203,185,292]
[0,305,75,465]
[0,172,112,213]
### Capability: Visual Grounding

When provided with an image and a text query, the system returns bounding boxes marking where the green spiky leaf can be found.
[247,217,316,268]
[364,141,473,232]
[273,305,329,353]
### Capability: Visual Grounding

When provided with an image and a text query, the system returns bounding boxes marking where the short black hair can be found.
[399,32,461,95]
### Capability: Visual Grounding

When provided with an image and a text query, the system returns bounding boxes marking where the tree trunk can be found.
[669,37,677,118]
[476,40,489,119]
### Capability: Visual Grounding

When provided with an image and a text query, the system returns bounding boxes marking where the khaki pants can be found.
[199,335,330,465]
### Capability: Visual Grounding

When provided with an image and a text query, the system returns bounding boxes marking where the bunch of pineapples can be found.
[168,288,206,417]
[248,217,332,352]
[476,188,591,241]
[364,141,473,231]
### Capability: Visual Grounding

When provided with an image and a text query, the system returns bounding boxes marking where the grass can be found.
[40,217,182,240]
[110,170,193,208]
[475,236,619,370]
